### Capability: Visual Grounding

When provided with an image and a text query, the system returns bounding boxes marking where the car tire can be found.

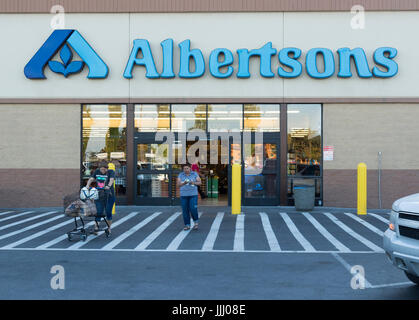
[404,271,419,285]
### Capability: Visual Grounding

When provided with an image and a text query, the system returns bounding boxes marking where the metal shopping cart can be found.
[63,190,111,242]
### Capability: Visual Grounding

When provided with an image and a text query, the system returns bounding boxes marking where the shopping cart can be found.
[63,191,111,242]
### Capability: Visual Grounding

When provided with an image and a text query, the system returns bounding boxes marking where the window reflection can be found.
[208,104,242,132]
[82,104,127,196]
[137,144,169,171]
[171,104,206,132]
[230,144,241,165]
[287,104,321,177]
[135,104,170,132]
[244,104,280,132]
[137,174,169,197]
[243,143,277,198]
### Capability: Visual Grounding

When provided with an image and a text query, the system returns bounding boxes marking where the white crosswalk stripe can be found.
[233,214,245,251]
[102,212,162,250]
[202,212,225,251]
[135,212,181,251]
[368,213,389,224]
[0,211,34,223]
[279,212,315,252]
[343,212,384,236]
[66,212,139,249]
[35,221,96,249]
[0,214,63,241]
[259,212,281,251]
[0,210,387,253]
[302,212,350,252]
[0,211,56,231]
[0,211,14,217]
[166,212,203,251]
[1,219,74,249]
[323,212,383,252]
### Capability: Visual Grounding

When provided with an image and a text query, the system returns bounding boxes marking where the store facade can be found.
[1,1,419,209]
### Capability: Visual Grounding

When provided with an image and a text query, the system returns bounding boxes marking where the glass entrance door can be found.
[170,133,231,206]
[242,133,280,206]
[134,134,171,205]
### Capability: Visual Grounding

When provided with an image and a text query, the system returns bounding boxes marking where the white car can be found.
[383,193,419,285]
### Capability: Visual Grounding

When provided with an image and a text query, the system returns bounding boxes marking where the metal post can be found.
[108,162,116,215]
[357,163,367,215]
[378,152,382,209]
[232,163,242,214]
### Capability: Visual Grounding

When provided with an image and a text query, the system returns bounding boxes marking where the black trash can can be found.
[294,185,315,211]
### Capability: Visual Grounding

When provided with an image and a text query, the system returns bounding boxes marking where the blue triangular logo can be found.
[24,29,108,79]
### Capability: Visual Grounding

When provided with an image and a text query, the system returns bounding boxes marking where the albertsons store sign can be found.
[25,29,398,80]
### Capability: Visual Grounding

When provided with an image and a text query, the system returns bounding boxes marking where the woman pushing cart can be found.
[85,161,116,234]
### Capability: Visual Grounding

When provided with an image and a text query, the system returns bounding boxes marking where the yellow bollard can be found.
[107,163,116,215]
[231,163,242,214]
[357,163,367,215]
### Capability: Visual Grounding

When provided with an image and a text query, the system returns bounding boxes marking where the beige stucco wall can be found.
[323,103,419,170]
[0,104,80,169]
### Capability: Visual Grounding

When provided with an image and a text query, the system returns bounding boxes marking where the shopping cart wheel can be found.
[81,234,87,241]
[105,229,110,237]
[67,233,73,241]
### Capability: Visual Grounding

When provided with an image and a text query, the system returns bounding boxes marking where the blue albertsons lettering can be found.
[123,39,398,79]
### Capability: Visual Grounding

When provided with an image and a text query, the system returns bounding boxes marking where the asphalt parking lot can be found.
[0,206,418,299]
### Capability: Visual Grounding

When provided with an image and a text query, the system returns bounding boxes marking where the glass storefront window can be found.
[171,104,206,132]
[137,144,169,171]
[243,143,278,199]
[208,104,242,132]
[135,104,170,132]
[230,143,241,165]
[244,174,277,198]
[82,104,127,196]
[244,104,280,132]
[264,144,277,171]
[287,104,321,177]
[137,174,169,197]
[244,143,264,174]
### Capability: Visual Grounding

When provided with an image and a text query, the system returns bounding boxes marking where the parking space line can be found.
[1,219,74,249]
[66,212,139,249]
[233,214,245,251]
[323,213,383,252]
[202,212,225,251]
[368,282,413,289]
[0,211,34,223]
[259,212,281,252]
[135,212,181,251]
[0,214,63,241]
[102,212,162,250]
[279,212,315,252]
[302,212,350,252]
[166,212,203,251]
[0,211,56,231]
[0,211,14,217]
[343,212,384,236]
[368,213,389,224]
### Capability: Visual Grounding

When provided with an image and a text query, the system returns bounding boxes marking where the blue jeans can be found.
[95,192,115,221]
[180,195,199,226]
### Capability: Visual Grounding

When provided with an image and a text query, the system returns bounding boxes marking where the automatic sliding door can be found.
[135,138,171,205]
[243,136,280,206]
